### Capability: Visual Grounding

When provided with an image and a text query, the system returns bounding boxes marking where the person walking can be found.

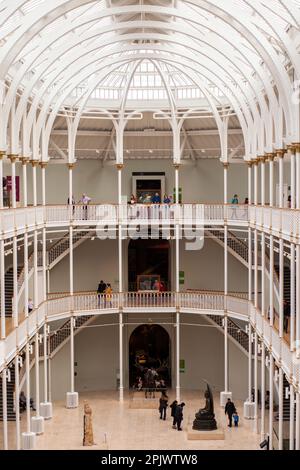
[225,398,237,428]
[233,411,239,427]
[174,402,185,431]
[170,400,178,429]
[159,390,168,420]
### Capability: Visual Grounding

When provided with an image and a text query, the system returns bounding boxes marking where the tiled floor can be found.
[1,390,261,450]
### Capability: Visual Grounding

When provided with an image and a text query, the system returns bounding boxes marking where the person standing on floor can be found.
[225,398,237,428]
[170,400,178,429]
[159,390,168,420]
[174,402,185,431]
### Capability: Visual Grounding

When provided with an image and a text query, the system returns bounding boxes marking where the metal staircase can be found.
[0,364,16,421]
[206,228,280,298]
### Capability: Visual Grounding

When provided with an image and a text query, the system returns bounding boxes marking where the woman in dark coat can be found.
[159,391,168,420]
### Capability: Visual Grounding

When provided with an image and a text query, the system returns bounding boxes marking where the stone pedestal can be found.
[243,401,255,419]
[187,428,225,441]
[220,391,232,407]
[40,402,53,420]
[21,432,36,450]
[31,416,44,435]
[66,392,79,409]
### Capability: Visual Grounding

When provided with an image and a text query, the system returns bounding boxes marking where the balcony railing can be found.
[1,291,300,386]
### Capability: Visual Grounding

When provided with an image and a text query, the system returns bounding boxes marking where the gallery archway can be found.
[129,324,171,388]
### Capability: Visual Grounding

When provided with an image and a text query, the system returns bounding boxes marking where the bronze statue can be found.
[193,381,217,431]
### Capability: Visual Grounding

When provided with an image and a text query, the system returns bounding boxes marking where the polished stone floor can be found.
[1,390,262,450]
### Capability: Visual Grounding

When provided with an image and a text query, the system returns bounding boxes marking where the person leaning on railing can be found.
[79,193,92,219]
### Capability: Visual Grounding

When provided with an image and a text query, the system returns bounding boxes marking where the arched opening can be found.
[129,324,171,388]
[128,239,170,292]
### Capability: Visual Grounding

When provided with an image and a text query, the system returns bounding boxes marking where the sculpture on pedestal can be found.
[83,401,95,446]
[192,381,217,431]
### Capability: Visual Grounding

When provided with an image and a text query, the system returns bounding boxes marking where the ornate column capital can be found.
[223,162,230,169]
[257,155,265,163]
[116,163,124,170]
[39,162,47,169]
[173,163,181,170]
[20,157,29,165]
[253,158,258,166]
[0,150,6,159]
[8,154,19,163]
[292,143,300,153]
[276,149,285,158]
[30,160,39,168]
[287,144,296,154]
[266,153,275,162]
[67,163,75,170]
[246,160,253,168]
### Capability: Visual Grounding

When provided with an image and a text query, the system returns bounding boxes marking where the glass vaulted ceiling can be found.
[0,0,299,110]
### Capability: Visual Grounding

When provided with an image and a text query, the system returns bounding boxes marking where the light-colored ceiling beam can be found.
[51,128,243,137]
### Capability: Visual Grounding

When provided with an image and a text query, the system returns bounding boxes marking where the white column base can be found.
[220,391,232,407]
[40,402,53,420]
[31,416,44,435]
[21,432,36,450]
[244,401,255,419]
[66,391,79,409]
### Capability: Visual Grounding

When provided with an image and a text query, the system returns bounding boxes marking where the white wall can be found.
[19,159,248,206]
[40,312,249,401]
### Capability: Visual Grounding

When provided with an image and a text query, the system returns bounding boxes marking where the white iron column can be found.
[296,144,300,210]
[175,163,180,402]
[9,155,17,209]
[291,243,296,350]
[21,340,36,450]
[66,224,78,409]
[296,389,300,450]
[269,353,274,450]
[279,237,284,338]
[247,161,252,205]
[289,145,296,209]
[261,231,266,316]
[13,235,18,328]
[0,151,4,208]
[40,162,46,206]
[2,368,8,450]
[269,154,274,207]
[254,229,258,309]
[32,161,38,207]
[254,331,258,433]
[221,162,231,406]
[15,355,20,450]
[278,367,283,450]
[31,329,44,435]
[68,163,74,219]
[296,244,300,358]
[0,237,5,338]
[260,341,266,439]
[261,156,266,206]
[117,163,124,401]
[269,235,275,328]
[22,158,28,207]
[278,150,284,209]
[289,384,295,450]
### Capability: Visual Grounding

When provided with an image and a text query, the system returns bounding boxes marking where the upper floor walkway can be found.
[0,203,300,242]
[1,290,299,388]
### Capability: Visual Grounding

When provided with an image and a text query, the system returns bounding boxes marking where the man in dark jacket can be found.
[225,398,236,427]
[175,402,185,431]
[170,400,178,429]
